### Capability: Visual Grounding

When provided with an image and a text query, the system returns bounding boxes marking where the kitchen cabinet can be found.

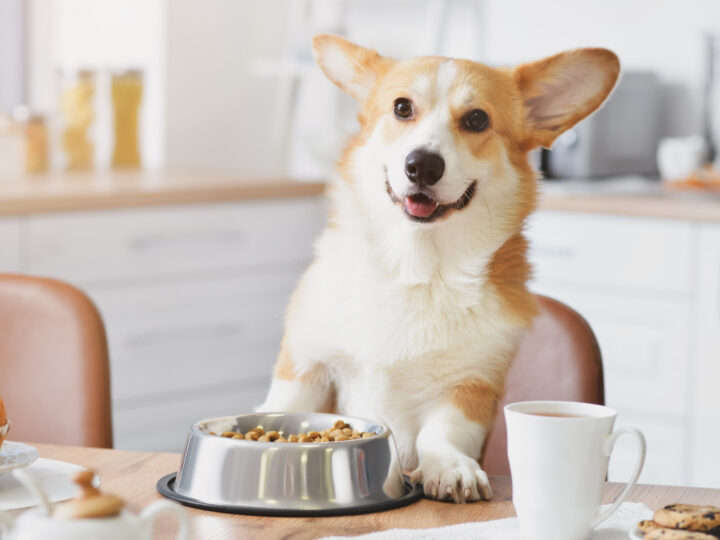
[0,218,22,272]
[528,210,718,488]
[691,223,720,487]
[3,196,326,451]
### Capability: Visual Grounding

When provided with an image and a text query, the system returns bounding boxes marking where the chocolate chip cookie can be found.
[654,504,720,532]
[643,529,718,540]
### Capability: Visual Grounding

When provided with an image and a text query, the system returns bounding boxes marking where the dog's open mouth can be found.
[405,192,439,219]
[385,176,478,223]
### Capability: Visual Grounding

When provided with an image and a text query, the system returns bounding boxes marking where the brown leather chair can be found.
[482,295,604,475]
[0,274,112,448]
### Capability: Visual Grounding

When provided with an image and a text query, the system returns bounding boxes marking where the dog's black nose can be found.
[404,150,445,186]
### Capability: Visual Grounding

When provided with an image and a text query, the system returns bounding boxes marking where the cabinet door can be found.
[89,268,301,404]
[528,211,693,294]
[25,198,325,284]
[0,218,22,272]
[691,224,720,487]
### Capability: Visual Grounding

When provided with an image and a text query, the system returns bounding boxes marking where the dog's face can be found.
[313,36,619,227]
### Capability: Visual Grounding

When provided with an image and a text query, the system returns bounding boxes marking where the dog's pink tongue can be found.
[404,195,438,218]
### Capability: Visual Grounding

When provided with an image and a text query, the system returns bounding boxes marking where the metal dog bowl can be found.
[157,412,422,516]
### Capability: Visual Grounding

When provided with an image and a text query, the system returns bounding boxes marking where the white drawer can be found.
[528,211,693,294]
[25,198,325,284]
[113,382,270,452]
[609,410,688,486]
[528,285,690,417]
[0,218,22,272]
[89,269,302,402]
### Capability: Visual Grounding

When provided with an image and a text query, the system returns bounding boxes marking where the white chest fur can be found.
[282,220,524,466]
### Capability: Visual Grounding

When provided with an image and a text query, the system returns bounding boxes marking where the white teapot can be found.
[0,468,189,540]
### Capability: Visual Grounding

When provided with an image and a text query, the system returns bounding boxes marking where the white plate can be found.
[0,441,39,475]
[0,458,87,511]
[629,527,644,539]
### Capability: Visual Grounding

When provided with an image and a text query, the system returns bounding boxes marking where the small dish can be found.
[157,412,422,516]
[0,442,39,476]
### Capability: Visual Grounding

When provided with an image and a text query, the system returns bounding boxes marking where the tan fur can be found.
[274,339,296,381]
[451,378,502,427]
[515,48,620,149]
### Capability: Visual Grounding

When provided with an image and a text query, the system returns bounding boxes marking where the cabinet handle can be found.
[129,230,245,252]
[125,323,244,349]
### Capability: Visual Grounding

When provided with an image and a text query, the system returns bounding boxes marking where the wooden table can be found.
[19,444,720,539]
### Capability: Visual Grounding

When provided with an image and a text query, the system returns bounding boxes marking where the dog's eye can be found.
[461,109,490,132]
[393,98,414,120]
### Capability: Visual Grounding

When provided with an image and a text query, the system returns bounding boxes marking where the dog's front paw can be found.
[410,454,492,503]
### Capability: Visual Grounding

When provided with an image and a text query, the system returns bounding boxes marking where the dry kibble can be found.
[212,420,376,443]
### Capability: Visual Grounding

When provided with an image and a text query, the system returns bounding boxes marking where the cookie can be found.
[644,529,718,540]
[654,504,720,532]
[639,520,667,532]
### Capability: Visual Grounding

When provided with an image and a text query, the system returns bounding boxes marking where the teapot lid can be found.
[53,471,124,520]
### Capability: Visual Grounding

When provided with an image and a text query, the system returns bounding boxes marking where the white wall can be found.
[0,0,25,113]
[164,1,286,175]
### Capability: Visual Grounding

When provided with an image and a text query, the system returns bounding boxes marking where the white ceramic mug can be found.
[505,401,646,540]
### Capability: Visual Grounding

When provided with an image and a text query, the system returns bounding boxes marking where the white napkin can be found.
[0,458,86,511]
[321,502,652,540]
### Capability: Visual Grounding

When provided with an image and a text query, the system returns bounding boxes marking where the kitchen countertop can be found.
[0,171,719,222]
[0,170,325,215]
[539,176,720,223]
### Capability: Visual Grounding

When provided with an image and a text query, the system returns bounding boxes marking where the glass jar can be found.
[58,69,96,171]
[111,70,143,168]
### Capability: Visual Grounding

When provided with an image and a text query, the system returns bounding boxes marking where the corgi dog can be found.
[259,35,619,502]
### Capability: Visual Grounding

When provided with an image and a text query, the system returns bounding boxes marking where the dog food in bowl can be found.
[209,419,377,442]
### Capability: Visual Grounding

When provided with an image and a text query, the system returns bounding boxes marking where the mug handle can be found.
[591,427,646,528]
[140,499,191,540]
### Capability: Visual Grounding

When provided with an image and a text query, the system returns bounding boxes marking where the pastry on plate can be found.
[637,504,720,540]
[654,504,720,532]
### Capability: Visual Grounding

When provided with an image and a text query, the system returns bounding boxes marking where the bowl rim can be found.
[192,412,391,446]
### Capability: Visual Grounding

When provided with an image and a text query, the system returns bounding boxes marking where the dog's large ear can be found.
[312,34,395,101]
[515,48,620,149]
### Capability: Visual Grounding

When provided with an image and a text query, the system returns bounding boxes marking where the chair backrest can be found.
[0,274,112,448]
[482,295,604,475]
